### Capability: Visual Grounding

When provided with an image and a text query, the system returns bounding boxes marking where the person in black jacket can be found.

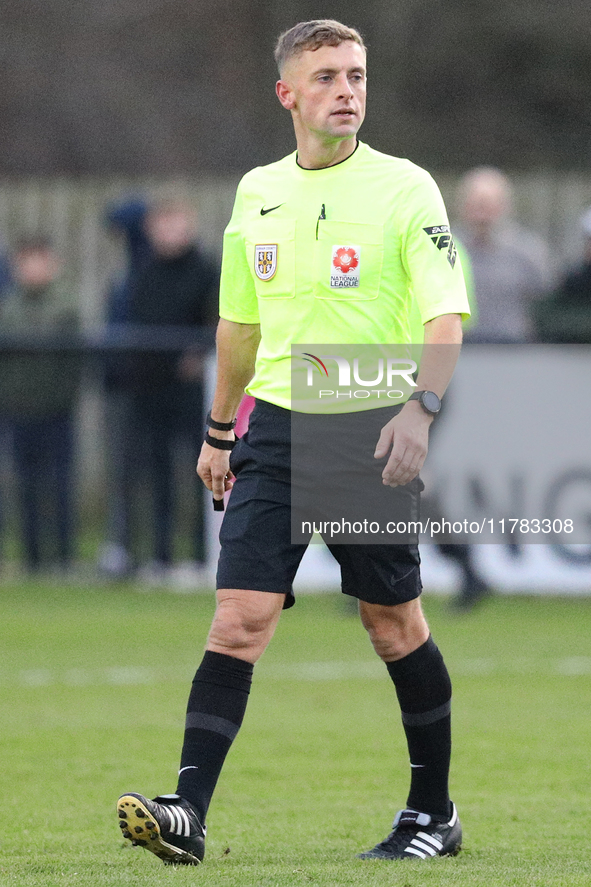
[98,197,153,578]
[534,206,591,344]
[125,197,219,577]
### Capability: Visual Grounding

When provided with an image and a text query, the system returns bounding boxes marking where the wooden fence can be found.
[1,171,591,322]
[0,176,240,327]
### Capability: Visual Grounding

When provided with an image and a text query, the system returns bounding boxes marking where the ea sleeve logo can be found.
[423,225,458,269]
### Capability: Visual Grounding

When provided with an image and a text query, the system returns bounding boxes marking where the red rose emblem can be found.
[333,247,359,274]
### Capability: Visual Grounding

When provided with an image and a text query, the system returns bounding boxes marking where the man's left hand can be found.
[374,401,433,487]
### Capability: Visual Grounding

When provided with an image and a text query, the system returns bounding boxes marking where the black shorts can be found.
[216,399,422,609]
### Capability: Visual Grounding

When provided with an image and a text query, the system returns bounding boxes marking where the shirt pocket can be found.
[244,219,296,300]
[314,220,384,301]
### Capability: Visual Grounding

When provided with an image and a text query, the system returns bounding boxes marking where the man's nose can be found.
[335,73,354,98]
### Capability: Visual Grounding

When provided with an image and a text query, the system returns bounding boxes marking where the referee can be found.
[117,19,469,865]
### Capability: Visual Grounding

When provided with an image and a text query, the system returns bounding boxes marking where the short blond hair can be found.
[274,19,366,74]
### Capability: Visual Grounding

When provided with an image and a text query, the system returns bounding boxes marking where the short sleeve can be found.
[218,182,260,325]
[399,170,470,325]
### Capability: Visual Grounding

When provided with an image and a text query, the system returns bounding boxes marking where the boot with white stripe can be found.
[117,793,205,865]
[358,802,462,860]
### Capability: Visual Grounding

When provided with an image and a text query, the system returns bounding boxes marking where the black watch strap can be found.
[205,432,236,450]
[206,411,237,431]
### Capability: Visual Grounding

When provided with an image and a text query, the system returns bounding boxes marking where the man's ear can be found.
[276,79,295,110]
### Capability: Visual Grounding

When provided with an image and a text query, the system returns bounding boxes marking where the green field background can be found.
[1,583,590,886]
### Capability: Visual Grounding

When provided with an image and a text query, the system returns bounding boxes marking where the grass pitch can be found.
[0,581,590,886]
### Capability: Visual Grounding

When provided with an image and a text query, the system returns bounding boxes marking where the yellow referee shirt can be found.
[219,141,469,410]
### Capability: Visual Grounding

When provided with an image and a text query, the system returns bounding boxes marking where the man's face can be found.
[459,175,510,230]
[278,41,367,143]
[14,248,59,289]
[146,207,196,259]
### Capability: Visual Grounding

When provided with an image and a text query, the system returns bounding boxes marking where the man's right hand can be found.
[197,438,235,502]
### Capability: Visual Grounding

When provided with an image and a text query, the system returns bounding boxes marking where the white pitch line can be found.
[2,657,591,688]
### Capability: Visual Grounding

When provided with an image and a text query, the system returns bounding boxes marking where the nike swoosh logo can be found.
[260,204,284,215]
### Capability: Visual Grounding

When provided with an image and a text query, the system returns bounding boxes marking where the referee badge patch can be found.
[255,244,278,280]
[330,245,360,288]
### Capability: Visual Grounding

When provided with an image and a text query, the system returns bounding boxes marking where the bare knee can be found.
[359,598,429,661]
[207,589,284,663]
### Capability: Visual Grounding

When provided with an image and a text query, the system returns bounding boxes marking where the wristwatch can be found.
[408,390,441,416]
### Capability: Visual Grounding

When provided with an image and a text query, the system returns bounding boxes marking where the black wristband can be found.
[206,411,237,431]
[205,431,236,450]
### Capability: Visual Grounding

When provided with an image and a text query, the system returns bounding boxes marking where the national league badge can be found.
[330,245,360,288]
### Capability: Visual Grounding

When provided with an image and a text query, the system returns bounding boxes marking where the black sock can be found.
[176,650,253,823]
[386,636,452,818]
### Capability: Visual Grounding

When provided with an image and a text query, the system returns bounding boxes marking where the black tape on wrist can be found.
[206,411,237,431]
[205,431,236,450]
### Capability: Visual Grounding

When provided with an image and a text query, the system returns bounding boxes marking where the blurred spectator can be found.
[98,197,153,578]
[0,243,12,299]
[0,237,13,562]
[0,236,80,573]
[455,166,553,343]
[439,167,554,610]
[104,196,153,329]
[534,206,591,343]
[105,196,218,580]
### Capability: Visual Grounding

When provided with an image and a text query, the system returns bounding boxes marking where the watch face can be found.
[422,391,441,414]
